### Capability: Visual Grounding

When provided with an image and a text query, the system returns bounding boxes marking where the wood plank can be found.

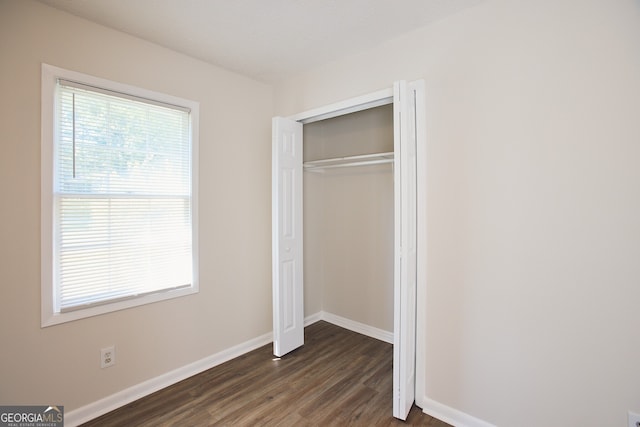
[81,321,451,426]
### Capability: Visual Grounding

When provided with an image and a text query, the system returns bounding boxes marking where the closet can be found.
[302,104,395,334]
[272,80,423,420]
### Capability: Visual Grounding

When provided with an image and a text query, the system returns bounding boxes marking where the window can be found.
[41,64,199,327]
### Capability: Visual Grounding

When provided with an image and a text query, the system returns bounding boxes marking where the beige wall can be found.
[303,106,394,331]
[276,0,640,426]
[0,0,273,412]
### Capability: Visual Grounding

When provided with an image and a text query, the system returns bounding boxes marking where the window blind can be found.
[54,80,193,311]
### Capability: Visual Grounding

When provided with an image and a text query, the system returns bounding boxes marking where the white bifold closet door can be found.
[392,80,417,420]
[272,80,419,420]
[271,117,304,358]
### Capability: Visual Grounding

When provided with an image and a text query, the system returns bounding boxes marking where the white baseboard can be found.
[303,311,323,326]
[64,331,273,427]
[420,396,496,427]
[306,311,394,344]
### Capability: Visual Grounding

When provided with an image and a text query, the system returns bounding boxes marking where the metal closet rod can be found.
[303,151,394,171]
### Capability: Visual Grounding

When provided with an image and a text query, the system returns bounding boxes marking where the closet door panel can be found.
[272,117,304,357]
[393,81,418,420]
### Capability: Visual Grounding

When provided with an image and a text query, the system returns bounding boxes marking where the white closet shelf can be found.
[303,151,394,171]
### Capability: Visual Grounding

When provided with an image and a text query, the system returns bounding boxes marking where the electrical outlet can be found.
[629,410,640,427]
[101,346,115,368]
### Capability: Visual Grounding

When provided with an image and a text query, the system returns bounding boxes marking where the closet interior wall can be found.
[303,104,395,333]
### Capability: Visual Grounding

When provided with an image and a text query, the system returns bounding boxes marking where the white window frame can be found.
[41,64,199,327]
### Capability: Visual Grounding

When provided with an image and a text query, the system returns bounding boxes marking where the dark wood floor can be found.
[82,321,451,426]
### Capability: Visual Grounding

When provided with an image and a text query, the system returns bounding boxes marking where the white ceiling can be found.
[38,0,483,83]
